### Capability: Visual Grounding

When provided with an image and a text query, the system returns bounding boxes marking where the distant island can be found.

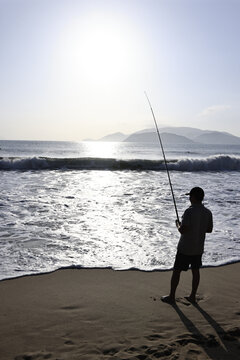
[84,126,240,145]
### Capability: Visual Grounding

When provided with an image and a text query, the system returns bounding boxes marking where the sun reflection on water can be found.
[82,141,120,158]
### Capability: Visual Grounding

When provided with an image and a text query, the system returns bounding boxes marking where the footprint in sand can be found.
[145,334,164,342]
[15,352,52,360]
[60,305,81,311]
[176,297,191,306]
[177,295,205,306]
[185,348,203,360]
[64,340,75,346]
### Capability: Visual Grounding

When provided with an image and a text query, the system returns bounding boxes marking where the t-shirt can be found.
[177,204,213,256]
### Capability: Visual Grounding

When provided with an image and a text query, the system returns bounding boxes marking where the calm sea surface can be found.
[0,140,240,280]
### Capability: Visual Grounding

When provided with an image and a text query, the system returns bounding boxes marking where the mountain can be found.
[124,131,195,144]
[97,132,128,142]
[193,131,240,145]
[83,132,128,142]
[84,127,240,145]
[157,126,210,139]
[123,127,240,145]
[158,127,240,144]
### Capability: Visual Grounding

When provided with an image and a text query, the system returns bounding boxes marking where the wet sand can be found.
[0,263,239,360]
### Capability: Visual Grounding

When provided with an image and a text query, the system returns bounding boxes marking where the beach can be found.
[0,263,239,360]
[1,0,240,358]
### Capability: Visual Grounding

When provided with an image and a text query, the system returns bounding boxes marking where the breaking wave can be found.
[0,155,240,171]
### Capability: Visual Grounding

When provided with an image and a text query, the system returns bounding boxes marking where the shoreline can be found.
[0,262,239,360]
[1,258,240,282]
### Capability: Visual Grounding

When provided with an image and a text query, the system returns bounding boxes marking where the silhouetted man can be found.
[162,187,213,304]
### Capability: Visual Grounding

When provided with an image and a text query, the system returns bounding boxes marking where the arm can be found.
[206,213,213,233]
[176,208,190,234]
[175,220,189,234]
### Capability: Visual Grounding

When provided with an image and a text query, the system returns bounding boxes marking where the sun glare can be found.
[58,13,138,89]
[83,141,118,158]
[81,20,130,83]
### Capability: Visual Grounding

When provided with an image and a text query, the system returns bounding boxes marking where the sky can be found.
[1,0,240,141]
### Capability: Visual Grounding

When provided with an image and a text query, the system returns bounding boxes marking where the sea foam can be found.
[0,155,240,171]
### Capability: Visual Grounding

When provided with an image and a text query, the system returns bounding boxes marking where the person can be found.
[161,187,213,304]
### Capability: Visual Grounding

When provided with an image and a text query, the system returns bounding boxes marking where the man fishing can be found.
[161,187,213,304]
[144,95,213,304]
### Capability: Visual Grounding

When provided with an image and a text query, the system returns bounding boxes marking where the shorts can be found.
[174,251,202,271]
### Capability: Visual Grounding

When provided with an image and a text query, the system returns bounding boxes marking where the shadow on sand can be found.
[172,301,240,360]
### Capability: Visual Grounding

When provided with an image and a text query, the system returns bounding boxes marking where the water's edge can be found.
[1,259,239,282]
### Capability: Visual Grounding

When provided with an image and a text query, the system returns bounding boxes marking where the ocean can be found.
[0,140,240,280]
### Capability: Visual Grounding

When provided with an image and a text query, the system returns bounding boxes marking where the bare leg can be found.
[187,268,200,302]
[170,269,181,300]
[162,269,181,303]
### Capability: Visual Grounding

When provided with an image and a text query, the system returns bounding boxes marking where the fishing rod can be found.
[144,92,180,223]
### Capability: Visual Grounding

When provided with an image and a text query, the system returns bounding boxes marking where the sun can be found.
[57,13,138,89]
[80,18,130,84]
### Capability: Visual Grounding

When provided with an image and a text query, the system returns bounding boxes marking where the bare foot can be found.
[185,296,196,304]
[161,295,175,304]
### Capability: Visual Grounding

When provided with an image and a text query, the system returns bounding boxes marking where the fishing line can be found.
[144,91,180,222]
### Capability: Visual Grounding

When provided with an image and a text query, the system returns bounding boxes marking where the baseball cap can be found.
[186,187,205,201]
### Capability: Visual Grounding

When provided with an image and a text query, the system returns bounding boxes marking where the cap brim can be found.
[185,192,190,195]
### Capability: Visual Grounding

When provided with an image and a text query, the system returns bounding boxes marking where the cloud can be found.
[197,105,231,117]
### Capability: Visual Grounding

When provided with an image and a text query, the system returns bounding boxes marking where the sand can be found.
[0,263,239,360]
